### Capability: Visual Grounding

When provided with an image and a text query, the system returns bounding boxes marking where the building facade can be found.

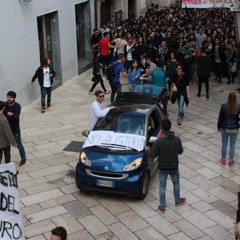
[0,0,94,106]
[94,0,173,29]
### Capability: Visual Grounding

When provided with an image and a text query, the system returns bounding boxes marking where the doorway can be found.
[75,2,92,74]
[37,12,62,87]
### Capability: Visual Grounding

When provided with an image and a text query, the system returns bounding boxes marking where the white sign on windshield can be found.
[83,131,146,151]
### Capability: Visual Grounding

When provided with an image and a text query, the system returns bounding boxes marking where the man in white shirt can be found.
[90,90,115,129]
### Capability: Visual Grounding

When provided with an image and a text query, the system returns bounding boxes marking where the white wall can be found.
[0,0,93,107]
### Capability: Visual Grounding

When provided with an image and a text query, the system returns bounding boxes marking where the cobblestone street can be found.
[16,70,240,239]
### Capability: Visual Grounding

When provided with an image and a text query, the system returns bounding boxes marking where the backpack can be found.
[105,62,120,81]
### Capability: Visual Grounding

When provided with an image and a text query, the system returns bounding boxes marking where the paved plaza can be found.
[15,70,240,239]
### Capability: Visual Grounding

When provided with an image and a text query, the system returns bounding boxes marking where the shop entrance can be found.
[75,2,92,74]
[37,12,62,87]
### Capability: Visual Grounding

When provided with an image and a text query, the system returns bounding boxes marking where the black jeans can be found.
[90,75,107,92]
[198,76,209,95]
[0,145,11,164]
[110,82,120,103]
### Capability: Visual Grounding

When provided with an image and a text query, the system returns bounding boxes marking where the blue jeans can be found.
[159,169,180,209]
[221,129,238,160]
[41,86,52,108]
[14,132,26,161]
[177,94,184,118]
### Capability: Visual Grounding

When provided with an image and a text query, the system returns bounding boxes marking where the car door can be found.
[146,106,163,175]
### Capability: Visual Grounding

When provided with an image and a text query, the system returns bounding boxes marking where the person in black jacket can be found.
[31,58,55,113]
[196,47,212,99]
[150,118,186,213]
[3,91,26,166]
[217,92,240,166]
[89,51,110,95]
[172,64,190,126]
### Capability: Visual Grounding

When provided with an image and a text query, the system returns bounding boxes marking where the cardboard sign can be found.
[0,163,25,240]
[83,131,146,151]
[182,0,236,8]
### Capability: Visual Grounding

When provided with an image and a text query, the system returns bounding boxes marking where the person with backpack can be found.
[108,54,126,103]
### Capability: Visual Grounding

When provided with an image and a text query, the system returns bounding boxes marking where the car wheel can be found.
[138,171,150,200]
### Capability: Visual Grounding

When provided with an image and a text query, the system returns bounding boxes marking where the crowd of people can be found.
[90,4,240,124]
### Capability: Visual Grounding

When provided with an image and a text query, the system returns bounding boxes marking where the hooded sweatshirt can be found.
[150,130,183,170]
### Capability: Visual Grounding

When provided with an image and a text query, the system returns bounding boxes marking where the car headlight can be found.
[79,151,91,166]
[123,158,142,171]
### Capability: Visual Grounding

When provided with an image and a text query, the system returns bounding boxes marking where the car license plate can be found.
[96,179,114,188]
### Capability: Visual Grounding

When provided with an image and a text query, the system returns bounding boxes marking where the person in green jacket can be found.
[0,101,17,164]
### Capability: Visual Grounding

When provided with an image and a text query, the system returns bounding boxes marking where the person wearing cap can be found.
[90,90,115,129]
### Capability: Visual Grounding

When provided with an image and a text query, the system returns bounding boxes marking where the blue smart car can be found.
[75,84,166,199]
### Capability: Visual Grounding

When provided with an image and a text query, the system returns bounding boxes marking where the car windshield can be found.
[119,84,164,96]
[94,113,145,136]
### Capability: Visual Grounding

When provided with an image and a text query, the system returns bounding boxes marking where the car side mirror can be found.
[149,136,157,143]
[82,130,90,137]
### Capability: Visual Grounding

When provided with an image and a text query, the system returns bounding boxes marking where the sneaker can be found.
[176,198,186,207]
[220,159,226,165]
[41,108,45,113]
[177,117,181,125]
[228,160,234,166]
[47,104,51,108]
[158,205,165,214]
[19,159,26,166]
[89,91,94,95]
[104,90,111,94]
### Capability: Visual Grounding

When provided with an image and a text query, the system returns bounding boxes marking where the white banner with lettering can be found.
[0,162,25,240]
[182,0,236,8]
[83,131,145,151]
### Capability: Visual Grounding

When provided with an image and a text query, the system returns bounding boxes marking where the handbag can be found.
[231,62,237,73]
[170,73,183,104]
[170,91,177,104]
[91,76,97,82]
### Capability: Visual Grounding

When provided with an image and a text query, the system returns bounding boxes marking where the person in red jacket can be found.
[97,32,115,72]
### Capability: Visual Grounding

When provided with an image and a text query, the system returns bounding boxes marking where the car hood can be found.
[83,147,144,172]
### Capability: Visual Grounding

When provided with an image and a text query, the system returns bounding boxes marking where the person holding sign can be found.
[50,226,67,240]
[90,90,115,129]
[0,101,17,164]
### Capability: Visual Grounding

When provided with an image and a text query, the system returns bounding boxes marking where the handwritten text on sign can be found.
[83,131,146,151]
[0,163,25,240]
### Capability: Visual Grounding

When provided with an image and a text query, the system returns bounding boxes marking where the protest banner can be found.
[0,162,25,240]
[182,0,236,8]
[83,130,146,151]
